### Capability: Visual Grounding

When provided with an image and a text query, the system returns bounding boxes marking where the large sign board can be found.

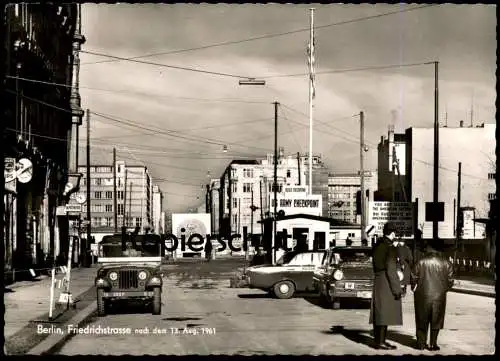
[270,194,322,217]
[462,208,475,239]
[5,157,16,193]
[368,201,413,237]
[171,213,211,256]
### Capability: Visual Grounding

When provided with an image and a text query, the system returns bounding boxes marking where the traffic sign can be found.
[66,204,82,213]
[16,158,33,183]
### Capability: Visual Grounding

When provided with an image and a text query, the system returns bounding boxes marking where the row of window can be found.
[329,193,353,199]
[91,217,142,227]
[488,193,496,200]
[488,173,496,180]
[92,191,126,200]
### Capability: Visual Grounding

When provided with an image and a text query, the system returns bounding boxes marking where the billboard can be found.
[171,213,211,256]
[270,194,322,217]
[368,201,413,237]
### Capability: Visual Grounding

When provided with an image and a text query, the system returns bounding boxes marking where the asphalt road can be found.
[56,259,495,355]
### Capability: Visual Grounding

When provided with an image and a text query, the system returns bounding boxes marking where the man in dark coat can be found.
[396,239,413,296]
[369,222,403,350]
[411,240,454,351]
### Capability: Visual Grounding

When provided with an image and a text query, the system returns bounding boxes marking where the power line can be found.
[81,4,437,66]
[5,75,271,104]
[80,50,249,79]
[259,61,436,79]
[5,89,73,114]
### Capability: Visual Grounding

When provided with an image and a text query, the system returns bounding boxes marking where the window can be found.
[233,198,238,208]
[81,178,85,186]
[117,164,122,173]
[488,173,496,180]
[243,168,254,178]
[243,183,252,193]
[488,193,496,200]
[92,204,102,212]
[286,170,291,178]
[232,183,237,193]
[117,191,124,200]
[117,204,124,216]
[105,204,113,212]
[91,217,100,226]
[232,214,238,225]
[135,217,142,227]
[105,191,113,199]
[226,199,231,209]
[95,178,101,186]
[96,166,111,173]
[230,169,237,178]
[106,218,113,227]
[94,191,102,199]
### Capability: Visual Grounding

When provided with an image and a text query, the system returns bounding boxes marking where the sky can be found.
[78,3,496,213]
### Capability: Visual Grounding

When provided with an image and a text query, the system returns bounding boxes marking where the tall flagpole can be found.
[308,8,315,195]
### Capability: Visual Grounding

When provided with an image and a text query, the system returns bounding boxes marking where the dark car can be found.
[95,233,164,316]
[313,246,373,309]
[245,250,325,299]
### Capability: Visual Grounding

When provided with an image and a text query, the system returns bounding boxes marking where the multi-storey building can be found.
[377,122,496,239]
[207,179,220,234]
[152,185,163,234]
[328,171,377,223]
[3,4,83,275]
[76,161,153,242]
[215,148,329,237]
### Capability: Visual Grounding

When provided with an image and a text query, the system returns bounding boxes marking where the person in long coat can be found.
[369,222,403,350]
[396,239,413,296]
[411,241,454,351]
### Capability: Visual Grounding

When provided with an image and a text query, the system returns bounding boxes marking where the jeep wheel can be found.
[97,289,106,316]
[152,287,161,315]
[273,281,295,299]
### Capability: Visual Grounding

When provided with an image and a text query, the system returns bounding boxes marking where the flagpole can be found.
[308,8,315,195]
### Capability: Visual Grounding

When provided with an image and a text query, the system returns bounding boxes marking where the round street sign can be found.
[17,158,33,183]
[75,193,87,204]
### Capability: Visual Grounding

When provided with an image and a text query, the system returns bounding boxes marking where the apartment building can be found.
[152,185,163,234]
[328,171,377,223]
[377,122,495,239]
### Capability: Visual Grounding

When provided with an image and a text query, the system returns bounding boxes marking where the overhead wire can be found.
[80,4,437,66]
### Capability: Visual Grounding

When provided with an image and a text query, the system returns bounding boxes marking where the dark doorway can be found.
[293,228,309,251]
[313,232,326,250]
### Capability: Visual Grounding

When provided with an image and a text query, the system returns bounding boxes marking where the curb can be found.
[27,301,97,355]
[450,287,495,298]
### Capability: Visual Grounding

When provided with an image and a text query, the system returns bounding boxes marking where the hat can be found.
[383,222,397,236]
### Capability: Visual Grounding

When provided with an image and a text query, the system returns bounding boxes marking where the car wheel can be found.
[97,289,106,316]
[152,287,162,315]
[273,281,295,299]
[332,298,341,310]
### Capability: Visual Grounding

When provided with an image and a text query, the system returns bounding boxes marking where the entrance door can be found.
[293,228,309,251]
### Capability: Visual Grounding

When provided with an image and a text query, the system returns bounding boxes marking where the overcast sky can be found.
[79,3,496,213]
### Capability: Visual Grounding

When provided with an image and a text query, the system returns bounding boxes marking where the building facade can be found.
[377,122,496,239]
[76,162,154,242]
[3,4,83,276]
[152,185,163,234]
[215,149,330,238]
[328,171,377,223]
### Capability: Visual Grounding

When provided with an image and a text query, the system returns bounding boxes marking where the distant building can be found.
[328,171,378,223]
[152,185,163,234]
[215,148,329,238]
[377,122,495,239]
[77,161,153,242]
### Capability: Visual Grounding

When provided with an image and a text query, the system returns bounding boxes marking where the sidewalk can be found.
[451,277,496,298]
[4,264,97,353]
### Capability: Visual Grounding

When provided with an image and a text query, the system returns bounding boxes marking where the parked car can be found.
[313,246,373,309]
[95,233,164,316]
[245,250,325,299]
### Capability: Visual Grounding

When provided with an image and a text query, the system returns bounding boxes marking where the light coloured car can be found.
[245,250,325,299]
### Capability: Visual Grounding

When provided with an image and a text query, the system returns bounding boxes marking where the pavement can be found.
[3,257,495,355]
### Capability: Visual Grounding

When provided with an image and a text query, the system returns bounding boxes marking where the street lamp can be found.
[238,78,266,86]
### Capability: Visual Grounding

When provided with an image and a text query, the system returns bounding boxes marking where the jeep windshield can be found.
[99,234,162,258]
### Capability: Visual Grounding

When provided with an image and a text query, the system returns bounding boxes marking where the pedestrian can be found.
[396,239,413,296]
[205,238,213,262]
[346,236,353,247]
[369,222,403,350]
[275,246,285,264]
[411,240,454,351]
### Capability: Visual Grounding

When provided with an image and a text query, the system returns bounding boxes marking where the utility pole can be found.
[129,182,133,228]
[259,180,264,235]
[297,152,301,185]
[85,109,91,267]
[308,8,315,195]
[113,148,117,233]
[360,111,367,242]
[432,61,440,240]
[273,101,279,265]
[454,162,462,268]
